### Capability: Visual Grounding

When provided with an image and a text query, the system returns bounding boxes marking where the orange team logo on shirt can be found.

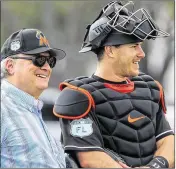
[36,30,50,47]
[128,114,145,123]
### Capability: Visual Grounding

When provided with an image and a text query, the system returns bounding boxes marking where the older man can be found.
[54,1,174,168]
[1,28,66,168]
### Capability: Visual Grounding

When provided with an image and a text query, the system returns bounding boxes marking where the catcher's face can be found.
[6,52,52,98]
[111,42,145,77]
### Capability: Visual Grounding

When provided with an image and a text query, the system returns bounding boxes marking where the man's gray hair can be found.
[1,56,16,79]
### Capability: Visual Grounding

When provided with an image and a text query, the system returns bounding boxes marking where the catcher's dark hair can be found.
[94,47,105,61]
[94,45,120,61]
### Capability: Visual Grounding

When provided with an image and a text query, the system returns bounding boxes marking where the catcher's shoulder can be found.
[53,76,95,120]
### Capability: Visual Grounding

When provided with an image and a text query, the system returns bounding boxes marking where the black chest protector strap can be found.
[53,82,95,119]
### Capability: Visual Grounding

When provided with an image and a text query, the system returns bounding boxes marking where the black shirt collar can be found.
[92,74,127,84]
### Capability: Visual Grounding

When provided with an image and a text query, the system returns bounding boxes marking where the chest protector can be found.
[54,73,166,167]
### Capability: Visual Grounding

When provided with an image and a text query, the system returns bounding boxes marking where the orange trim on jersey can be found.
[53,82,95,119]
[104,79,134,93]
[155,80,167,114]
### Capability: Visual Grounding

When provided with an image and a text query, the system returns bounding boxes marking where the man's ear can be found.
[5,59,16,75]
[104,46,115,58]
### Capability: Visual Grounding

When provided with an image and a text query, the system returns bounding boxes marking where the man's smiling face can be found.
[8,52,52,98]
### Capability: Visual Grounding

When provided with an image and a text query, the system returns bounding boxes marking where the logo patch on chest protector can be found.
[70,118,93,138]
[128,114,145,123]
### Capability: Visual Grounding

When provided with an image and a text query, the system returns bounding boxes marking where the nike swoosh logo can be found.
[128,114,145,123]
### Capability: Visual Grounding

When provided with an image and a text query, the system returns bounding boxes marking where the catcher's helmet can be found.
[79,1,170,53]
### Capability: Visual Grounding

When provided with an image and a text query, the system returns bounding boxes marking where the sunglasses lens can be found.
[47,56,56,68]
[34,56,46,67]
[32,55,56,68]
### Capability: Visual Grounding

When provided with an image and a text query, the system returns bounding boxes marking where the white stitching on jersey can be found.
[156,130,174,139]
[64,145,104,150]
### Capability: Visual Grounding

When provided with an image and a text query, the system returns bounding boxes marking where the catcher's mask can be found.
[79,1,170,53]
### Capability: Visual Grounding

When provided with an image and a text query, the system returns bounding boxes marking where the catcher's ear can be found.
[104,46,114,58]
[104,46,119,58]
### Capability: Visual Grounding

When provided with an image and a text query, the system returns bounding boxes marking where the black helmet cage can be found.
[80,1,170,53]
[103,1,169,40]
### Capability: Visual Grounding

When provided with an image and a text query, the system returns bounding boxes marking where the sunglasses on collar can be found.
[10,54,57,68]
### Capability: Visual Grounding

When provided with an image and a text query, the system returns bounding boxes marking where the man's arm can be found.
[77,151,129,168]
[139,135,174,168]
[60,115,130,168]
[136,83,174,168]
[154,135,174,168]
[146,82,174,168]
[153,105,174,168]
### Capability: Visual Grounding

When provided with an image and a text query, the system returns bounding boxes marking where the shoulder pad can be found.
[53,82,95,119]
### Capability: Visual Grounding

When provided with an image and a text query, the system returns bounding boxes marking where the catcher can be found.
[54,1,174,168]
